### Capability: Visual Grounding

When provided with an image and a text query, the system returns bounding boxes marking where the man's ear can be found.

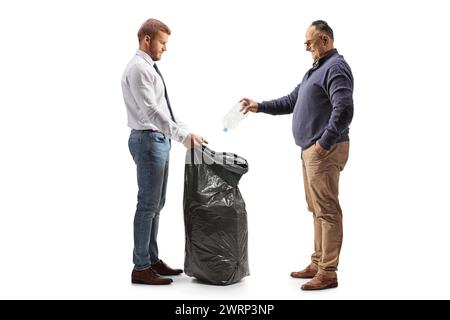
[141,35,152,49]
[321,35,328,47]
[142,34,151,46]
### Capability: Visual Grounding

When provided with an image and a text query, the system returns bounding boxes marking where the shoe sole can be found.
[290,274,316,279]
[131,279,172,285]
[301,282,338,290]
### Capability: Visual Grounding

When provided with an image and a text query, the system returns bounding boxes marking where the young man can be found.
[121,18,206,285]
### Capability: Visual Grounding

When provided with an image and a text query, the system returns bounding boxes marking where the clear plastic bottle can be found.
[223,102,248,132]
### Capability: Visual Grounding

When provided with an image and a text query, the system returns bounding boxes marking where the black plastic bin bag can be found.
[183,146,249,285]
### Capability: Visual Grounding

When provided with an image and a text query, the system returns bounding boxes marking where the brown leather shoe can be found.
[151,259,183,276]
[290,264,318,279]
[131,268,173,285]
[301,273,338,290]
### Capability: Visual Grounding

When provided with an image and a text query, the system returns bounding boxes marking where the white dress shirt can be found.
[121,50,189,143]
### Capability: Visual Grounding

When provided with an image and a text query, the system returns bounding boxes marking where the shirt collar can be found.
[136,49,155,66]
[313,48,338,69]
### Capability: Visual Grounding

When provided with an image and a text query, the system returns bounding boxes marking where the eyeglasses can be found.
[304,37,318,47]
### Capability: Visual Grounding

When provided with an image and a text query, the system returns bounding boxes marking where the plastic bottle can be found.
[223,102,248,132]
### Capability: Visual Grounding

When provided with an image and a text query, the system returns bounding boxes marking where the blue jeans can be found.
[128,130,171,270]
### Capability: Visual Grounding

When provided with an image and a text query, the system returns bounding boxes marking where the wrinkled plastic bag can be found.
[183,146,249,285]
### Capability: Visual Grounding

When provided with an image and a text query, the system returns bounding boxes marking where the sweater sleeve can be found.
[257,83,301,115]
[319,64,354,150]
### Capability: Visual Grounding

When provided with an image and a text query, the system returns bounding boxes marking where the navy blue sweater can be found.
[258,49,354,150]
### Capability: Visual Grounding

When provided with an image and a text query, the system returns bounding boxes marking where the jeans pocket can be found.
[128,136,142,163]
[129,134,142,146]
[151,132,166,143]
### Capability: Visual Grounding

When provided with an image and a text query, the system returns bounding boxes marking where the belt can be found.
[131,129,159,133]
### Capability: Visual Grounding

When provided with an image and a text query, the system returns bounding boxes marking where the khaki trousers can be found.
[301,141,349,276]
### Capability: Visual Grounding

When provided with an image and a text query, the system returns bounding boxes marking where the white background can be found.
[1,0,449,300]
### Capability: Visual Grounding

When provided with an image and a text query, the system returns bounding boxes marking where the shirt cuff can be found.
[175,127,189,144]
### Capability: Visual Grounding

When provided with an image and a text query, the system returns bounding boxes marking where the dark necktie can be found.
[153,63,176,122]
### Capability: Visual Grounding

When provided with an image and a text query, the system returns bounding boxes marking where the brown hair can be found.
[137,18,171,42]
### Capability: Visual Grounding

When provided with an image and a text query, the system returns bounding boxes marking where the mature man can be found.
[241,20,353,290]
[122,18,205,285]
